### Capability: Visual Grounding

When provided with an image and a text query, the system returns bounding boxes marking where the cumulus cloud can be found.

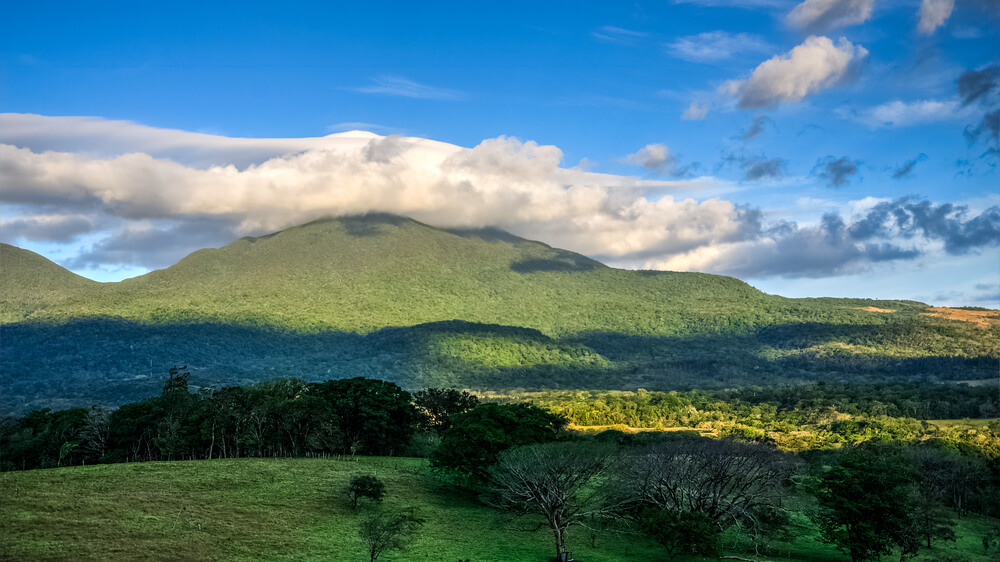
[666,32,772,62]
[723,36,867,109]
[891,153,928,179]
[682,102,709,120]
[919,0,955,34]
[814,156,860,187]
[3,114,997,280]
[786,0,873,33]
[622,144,700,177]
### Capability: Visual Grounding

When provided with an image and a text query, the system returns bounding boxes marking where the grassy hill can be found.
[1,457,996,561]
[1,214,997,413]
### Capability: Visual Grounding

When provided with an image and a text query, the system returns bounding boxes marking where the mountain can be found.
[1,214,997,414]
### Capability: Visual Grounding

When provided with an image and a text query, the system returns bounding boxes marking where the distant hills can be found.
[2,214,997,414]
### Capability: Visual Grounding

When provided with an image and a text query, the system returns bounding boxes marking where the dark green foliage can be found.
[0,407,88,470]
[637,508,719,558]
[811,442,919,561]
[309,378,416,456]
[1,372,419,468]
[413,388,479,432]
[358,509,423,562]
[431,403,567,483]
[345,475,386,509]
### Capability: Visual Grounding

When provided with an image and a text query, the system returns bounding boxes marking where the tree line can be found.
[0,368,478,471]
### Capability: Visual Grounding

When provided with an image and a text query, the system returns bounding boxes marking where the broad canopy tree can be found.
[487,441,622,560]
[431,402,567,483]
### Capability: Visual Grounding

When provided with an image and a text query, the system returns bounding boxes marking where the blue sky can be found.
[1,0,998,307]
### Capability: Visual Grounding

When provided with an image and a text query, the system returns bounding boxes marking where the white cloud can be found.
[682,102,709,120]
[622,144,700,177]
[786,0,873,32]
[666,32,772,62]
[723,36,867,109]
[918,0,955,34]
[623,144,672,170]
[0,114,735,267]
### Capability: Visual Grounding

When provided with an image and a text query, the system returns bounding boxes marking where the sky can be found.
[1,0,998,307]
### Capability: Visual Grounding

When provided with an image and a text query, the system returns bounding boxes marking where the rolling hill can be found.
[1,213,997,414]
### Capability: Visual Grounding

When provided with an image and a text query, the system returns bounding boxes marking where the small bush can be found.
[344,475,385,509]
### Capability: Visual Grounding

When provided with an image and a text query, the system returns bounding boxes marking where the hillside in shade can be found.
[1,214,997,414]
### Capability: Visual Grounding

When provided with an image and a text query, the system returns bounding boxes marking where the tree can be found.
[412,388,479,432]
[620,437,795,556]
[431,403,567,484]
[636,507,719,558]
[358,510,423,562]
[310,378,416,456]
[487,441,621,561]
[907,446,958,549]
[344,475,386,510]
[81,406,111,460]
[811,442,917,562]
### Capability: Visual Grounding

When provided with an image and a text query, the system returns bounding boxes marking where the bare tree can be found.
[487,441,623,560]
[80,406,111,459]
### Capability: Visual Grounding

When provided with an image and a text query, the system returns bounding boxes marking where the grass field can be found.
[1,457,996,561]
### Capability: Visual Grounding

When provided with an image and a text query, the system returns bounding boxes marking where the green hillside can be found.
[1,214,997,414]
[0,243,99,322]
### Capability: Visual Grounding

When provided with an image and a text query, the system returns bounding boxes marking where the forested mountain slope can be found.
[1,214,997,413]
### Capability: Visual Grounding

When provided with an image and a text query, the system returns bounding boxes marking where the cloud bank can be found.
[2,114,998,280]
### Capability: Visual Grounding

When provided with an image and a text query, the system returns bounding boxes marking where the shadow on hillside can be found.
[341,214,412,237]
[1,318,994,415]
[510,256,601,274]
[444,227,527,245]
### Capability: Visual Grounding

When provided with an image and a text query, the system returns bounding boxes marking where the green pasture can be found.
[2,458,997,561]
